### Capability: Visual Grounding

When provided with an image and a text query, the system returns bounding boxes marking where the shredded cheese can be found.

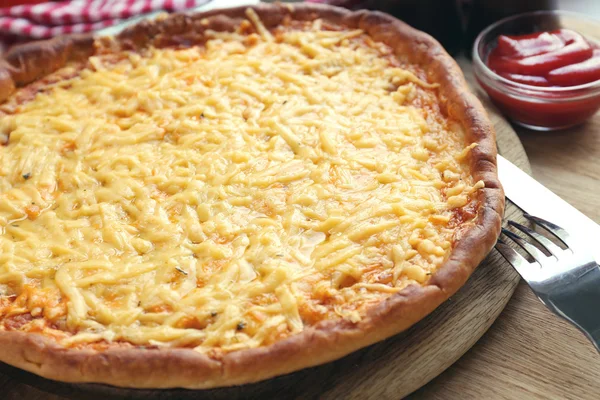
[0,17,483,353]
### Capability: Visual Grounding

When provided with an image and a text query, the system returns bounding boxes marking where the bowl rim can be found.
[472,9,600,94]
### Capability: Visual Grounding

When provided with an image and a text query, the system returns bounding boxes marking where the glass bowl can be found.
[472,10,600,131]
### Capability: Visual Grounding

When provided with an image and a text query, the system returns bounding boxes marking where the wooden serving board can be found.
[0,60,528,400]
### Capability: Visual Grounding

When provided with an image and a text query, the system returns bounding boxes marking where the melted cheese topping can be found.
[0,15,483,353]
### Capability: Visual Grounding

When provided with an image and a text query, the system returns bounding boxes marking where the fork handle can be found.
[548,266,600,353]
[587,330,600,353]
[576,325,600,353]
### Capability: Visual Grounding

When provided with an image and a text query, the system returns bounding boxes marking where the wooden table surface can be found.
[3,3,600,399]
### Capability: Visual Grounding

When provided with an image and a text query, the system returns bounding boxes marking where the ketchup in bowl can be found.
[473,11,600,131]
[488,29,600,87]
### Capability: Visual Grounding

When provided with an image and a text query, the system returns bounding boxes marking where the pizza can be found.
[0,3,503,389]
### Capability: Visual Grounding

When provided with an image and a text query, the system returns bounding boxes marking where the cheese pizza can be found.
[0,4,503,388]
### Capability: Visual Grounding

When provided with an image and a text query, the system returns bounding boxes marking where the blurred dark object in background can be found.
[306,0,463,53]
[306,0,572,55]
[362,0,464,54]
[464,0,557,53]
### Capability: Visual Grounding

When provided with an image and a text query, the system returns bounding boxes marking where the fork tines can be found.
[495,214,600,352]
[496,214,567,273]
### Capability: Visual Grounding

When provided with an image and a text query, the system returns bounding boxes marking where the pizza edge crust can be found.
[0,3,504,389]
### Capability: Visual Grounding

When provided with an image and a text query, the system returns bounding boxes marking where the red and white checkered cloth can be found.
[0,0,212,53]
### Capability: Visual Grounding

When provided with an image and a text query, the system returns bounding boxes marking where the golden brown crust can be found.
[0,34,94,103]
[0,3,504,389]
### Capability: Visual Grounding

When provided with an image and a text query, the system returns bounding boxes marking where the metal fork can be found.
[496,214,600,352]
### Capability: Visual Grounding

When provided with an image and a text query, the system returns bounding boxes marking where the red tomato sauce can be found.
[488,29,600,87]
[479,29,600,129]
